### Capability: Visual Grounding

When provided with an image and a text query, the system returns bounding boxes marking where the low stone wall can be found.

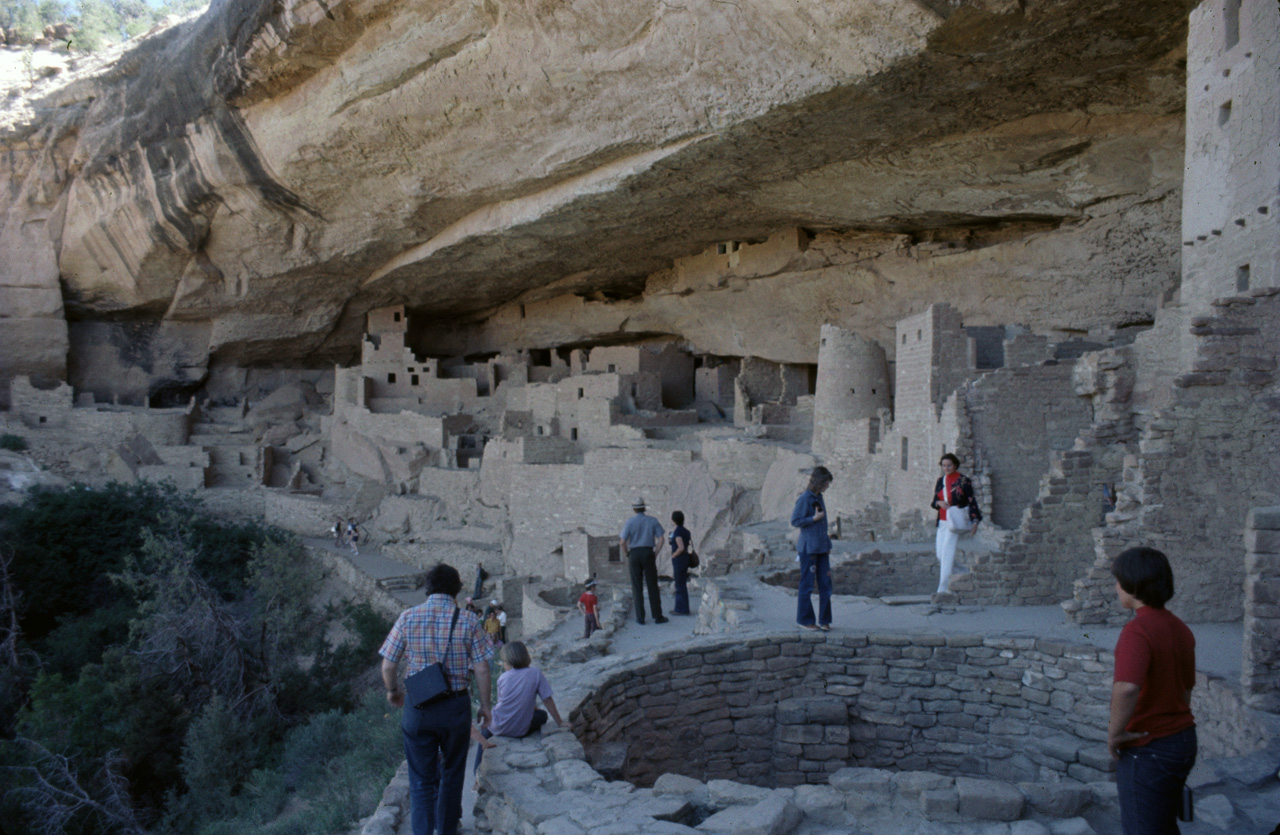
[573,633,1115,789]
[761,547,938,598]
[1243,506,1280,712]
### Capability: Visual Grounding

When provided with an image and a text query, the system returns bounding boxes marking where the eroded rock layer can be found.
[1,0,1188,401]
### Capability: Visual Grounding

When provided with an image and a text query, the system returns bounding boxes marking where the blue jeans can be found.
[796,552,832,626]
[402,692,471,835]
[672,554,691,614]
[1117,726,1197,835]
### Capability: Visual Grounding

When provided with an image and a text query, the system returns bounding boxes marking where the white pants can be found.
[935,521,960,594]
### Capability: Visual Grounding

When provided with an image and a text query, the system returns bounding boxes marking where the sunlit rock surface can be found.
[1,0,1187,401]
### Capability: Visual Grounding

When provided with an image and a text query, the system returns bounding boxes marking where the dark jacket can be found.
[931,475,983,525]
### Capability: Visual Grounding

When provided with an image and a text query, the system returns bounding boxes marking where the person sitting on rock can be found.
[474,641,563,779]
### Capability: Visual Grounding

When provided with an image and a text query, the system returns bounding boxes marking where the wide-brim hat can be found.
[632,497,646,510]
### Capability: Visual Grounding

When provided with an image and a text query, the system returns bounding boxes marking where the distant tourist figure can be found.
[483,606,503,647]
[380,562,494,835]
[347,520,360,556]
[668,511,693,616]
[620,497,667,625]
[931,453,981,595]
[578,579,601,638]
[332,518,345,546]
[496,604,507,642]
[1108,547,1196,835]
[792,466,834,631]
[473,641,563,778]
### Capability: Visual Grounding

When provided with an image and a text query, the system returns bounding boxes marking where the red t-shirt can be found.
[1113,606,1196,746]
[936,473,960,522]
[578,591,598,617]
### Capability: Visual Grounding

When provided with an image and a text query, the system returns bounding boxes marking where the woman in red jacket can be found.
[1108,546,1196,835]
[929,453,981,594]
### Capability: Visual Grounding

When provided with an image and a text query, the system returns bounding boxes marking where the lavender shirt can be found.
[489,666,553,737]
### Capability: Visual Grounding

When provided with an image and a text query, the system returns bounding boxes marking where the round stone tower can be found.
[813,323,891,455]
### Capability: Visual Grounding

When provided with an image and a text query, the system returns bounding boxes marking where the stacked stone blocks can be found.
[1243,506,1280,712]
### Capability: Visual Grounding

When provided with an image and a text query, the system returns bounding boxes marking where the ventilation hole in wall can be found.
[901,437,909,471]
[387,373,396,384]
[537,426,544,436]
[1234,218,1246,226]
[1224,0,1241,50]
[1260,206,1270,214]
[1237,265,1251,292]
[411,375,420,386]
[38,416,46,424]
[917,330,922,341]
[717,243,728,255]
[570,428,579,441]
[871,388,876,395]
[1222,68,1231,77]
[608,364,616,373]
[1218,100,1232,126]
[821,338,827,347]
[393,311,401,322]
[850,388,856,395]
[578,388,585,399]
[902,334,907,345]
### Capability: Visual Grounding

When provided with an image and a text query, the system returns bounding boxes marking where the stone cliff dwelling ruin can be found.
[1,0,1278,831]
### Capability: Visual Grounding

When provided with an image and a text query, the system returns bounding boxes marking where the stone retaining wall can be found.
[572,632,1116,790]
[761,548,938,598]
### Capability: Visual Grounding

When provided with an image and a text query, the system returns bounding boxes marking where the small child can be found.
[474,641,563,775]
[483,609,502,647]
[577,580,601,639]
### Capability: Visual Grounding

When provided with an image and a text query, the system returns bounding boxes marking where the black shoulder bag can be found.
[405,607,460,709]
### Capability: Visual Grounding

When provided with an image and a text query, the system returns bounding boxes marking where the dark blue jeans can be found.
[402,691,471,835]
[1117,725,1197,835]
[628,547,662,622]
[796,552,832,627]
[672,554,691,614]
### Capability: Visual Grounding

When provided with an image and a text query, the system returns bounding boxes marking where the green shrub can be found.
[0,434,27,452]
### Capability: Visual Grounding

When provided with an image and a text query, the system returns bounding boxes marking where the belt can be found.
[445,688,469,699]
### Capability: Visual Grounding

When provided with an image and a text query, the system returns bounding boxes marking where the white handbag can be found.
[945,505,972,532]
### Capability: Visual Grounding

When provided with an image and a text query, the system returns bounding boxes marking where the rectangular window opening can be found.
[411,374,420,386]
[387,373,396,384]
[1236,264,1251,292]
[570,428,579,441]
[393,311,401,322]
[901,437,910,471]
[1224,0,1241,50]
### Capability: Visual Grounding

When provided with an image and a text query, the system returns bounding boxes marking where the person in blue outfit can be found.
[620,497,668,625]
[791,466,834,631]
[669,510,693,616]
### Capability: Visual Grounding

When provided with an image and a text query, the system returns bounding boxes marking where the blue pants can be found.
[402,692,471,835]
[672,554,691,614]
[796,552,832,627]
[628,547,662,622]
[1117,726,1197,835]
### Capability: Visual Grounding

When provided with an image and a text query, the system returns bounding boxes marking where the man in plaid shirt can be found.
[381,563,494,835]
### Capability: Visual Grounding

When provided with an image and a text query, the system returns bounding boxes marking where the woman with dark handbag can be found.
[930,453,981,595]
[669,510,693,616]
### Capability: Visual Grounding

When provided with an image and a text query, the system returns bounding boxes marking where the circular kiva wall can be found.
[573,633,1115,789]
[761,549,940,599]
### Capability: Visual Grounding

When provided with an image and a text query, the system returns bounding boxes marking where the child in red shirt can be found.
[577,580,600,639]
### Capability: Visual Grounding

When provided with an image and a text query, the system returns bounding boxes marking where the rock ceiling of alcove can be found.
[8,0,1187,363]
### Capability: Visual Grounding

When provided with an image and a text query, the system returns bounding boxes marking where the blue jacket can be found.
[791,489,831,555]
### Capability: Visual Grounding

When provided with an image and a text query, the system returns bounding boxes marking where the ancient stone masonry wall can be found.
[1180,0,1280,312]
[1068,289,1280,625]
[1243,506,1280,713]
[573,633,1120,790]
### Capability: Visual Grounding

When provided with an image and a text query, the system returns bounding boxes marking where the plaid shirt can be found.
[380,595,493,691]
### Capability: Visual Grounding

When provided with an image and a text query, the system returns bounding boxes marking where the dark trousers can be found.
[628,546,662,622]
[1117,725,1197,835]
[402,691,471,835]
[474,708,547,775]
[672,554,691,614]
[583,613,600,638]
[797,552,832,627]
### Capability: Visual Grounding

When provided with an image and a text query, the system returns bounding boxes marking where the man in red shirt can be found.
[578,579,601,639]
[1108,547,1197,835]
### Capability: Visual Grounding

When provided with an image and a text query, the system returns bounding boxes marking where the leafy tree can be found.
[0,434,27,452]
[0,0,42,40]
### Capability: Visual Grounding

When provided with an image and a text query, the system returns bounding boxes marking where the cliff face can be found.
[0,0,1188,402]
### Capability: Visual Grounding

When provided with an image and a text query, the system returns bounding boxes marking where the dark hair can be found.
[939,453,960,468]
[808,466,833,491]
[1111,547,1174,608]
[425,563,463,597]
[671,510,685,525]
[500,641,532,669]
